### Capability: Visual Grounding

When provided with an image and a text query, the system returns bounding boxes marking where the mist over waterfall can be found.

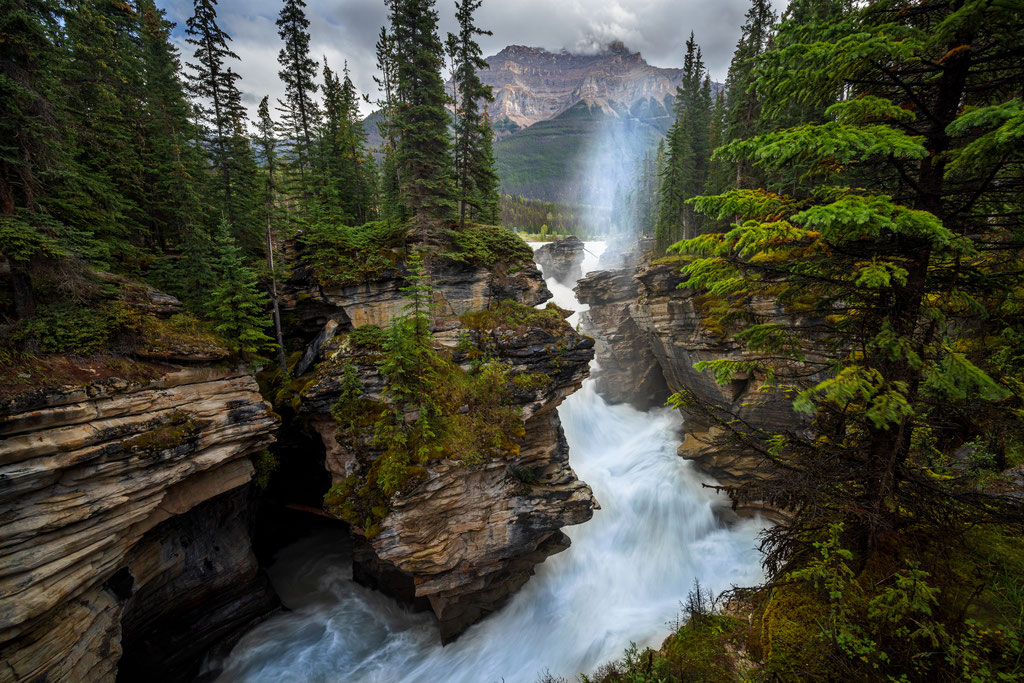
[575,115,662,239]
[214,244,764,683]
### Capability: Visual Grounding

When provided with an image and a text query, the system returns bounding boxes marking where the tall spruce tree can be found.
[476,107,500,224]
[255,95,287,374]
[137,0,204,251]
[184,0,243,228]
[372,26,404,223]
[723,0,777,190]
[655,33,713,250]
[390,0,453,233]
[446,0,498,229]
[207,219,273,355]
[275,0,320,185]
[62,0,145,261]
[0,0,67,318]
[320,61,374,226]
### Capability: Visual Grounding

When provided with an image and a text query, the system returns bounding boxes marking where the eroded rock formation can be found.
[575,268,668,410]
[534,237,585,285]
[0,293,279,681]
[574,250,801,521]
[289,256,598,642]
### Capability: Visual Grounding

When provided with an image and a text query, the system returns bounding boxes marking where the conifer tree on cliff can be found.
[137,0,205,251]
[0,0,67,319]
[275,0,320,188]
[373,26,405,223]
[446,0,499,228]
[722,0,776,190]
[321,60,374,225]
[255,96,287,375]
[389,0,453,235]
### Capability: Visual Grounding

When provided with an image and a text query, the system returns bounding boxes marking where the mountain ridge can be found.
[479,41,686,129]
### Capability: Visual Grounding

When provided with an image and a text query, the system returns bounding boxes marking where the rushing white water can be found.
[215,242,765,683]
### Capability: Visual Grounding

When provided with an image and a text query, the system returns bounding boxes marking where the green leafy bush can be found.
[439,223,533,266]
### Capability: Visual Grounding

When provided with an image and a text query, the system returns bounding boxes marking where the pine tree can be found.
[62,0,146,261]
[372,26,404,223]
[446,0,498,229]
[390,0,454,233]
[255,96,287,375]
[655,33,714,250]
[722,0,777,190]
[0,0,69,319]
[137,0,205,251]
[705,88,730,196]
[207,219,273,355]
[275,0,320,186]
[475,107,501,224]
[320,61,375,225]
[184,0,243,228]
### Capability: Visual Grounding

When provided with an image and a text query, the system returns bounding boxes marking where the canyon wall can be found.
[577,256,800,521]
[0,290,279,681]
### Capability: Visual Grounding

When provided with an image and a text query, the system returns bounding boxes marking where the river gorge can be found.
[212,244,765,682]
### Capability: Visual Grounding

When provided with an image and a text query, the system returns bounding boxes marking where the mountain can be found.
[484,43,701,207]
[481,42,684,130]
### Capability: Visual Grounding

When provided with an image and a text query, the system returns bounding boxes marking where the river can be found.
[214,242,765,682]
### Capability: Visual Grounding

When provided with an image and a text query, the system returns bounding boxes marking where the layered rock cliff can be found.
[576,252,800,520]
[575,268,668,410]
[0,230,602,676]
[275,246,598,642]
[0,319,279,681]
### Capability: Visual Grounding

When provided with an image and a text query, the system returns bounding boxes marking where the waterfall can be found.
[214,242,765,683]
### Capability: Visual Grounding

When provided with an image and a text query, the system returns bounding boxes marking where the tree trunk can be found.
[265,216,287,376]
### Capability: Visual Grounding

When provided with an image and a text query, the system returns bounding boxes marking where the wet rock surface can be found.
[575,268,668,410]
[534,237,586,285]
[293,256,597,642]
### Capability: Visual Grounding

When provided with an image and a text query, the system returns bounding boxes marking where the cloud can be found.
[158,0,786,119]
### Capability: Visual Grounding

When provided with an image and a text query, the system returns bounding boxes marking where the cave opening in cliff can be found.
[251,423,343,564]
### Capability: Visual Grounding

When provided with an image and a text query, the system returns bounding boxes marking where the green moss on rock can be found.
[123,411,203,456]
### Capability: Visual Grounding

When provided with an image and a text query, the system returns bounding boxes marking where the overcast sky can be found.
[158,0,786,118]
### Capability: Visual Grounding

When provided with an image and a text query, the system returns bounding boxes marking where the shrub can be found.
[12,300,139,355]
[303,221,405,287]
[439,223,533,266]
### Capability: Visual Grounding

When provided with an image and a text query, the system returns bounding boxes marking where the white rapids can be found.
[214,241,765,683]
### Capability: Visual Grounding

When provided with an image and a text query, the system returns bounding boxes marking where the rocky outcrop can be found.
[631,262,803,520]
[117,487,278,682]
[535,237,585,284]
[287,250,597,642]
[575,268,669,410]
[302,314,596,642]
[0,361,279,681]
[282,253,550,338]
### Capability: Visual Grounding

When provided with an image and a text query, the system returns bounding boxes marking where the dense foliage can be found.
[652,0,1024,678]
[1,0,512,371]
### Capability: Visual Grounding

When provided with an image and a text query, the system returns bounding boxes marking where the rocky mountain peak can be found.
[480,43,684,128]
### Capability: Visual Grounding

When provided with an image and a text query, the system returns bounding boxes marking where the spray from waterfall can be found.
[575,108,661,254]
